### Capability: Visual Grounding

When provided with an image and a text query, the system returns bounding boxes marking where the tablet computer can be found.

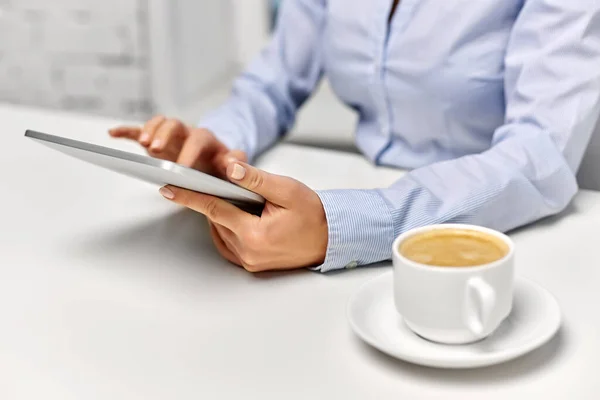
[25,130,265,208]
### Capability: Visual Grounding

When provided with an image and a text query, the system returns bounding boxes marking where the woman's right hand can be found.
[109,115,247,178]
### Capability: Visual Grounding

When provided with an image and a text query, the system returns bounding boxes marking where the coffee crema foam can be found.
[399,228,509,267]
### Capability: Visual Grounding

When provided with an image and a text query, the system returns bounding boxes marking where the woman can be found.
[110,0,600,273]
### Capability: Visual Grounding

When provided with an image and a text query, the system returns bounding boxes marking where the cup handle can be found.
[463,277,496,336]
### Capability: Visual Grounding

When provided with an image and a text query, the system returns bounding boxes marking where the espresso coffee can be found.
[399,228,509,267]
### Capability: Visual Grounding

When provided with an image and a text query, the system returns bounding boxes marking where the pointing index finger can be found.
[109,126,142,140]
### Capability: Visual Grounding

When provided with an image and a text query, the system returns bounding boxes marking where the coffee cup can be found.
[393,224,515,344]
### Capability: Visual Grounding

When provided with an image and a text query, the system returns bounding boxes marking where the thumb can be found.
[216,149,247,175]
[223,149,247,164]
[226,161,295,206]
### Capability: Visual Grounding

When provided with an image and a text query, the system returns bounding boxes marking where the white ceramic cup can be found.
[393,224,515,344]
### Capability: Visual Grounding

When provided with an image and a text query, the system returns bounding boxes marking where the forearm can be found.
[198,0,326,161]
[314,129,578,272]
[198,85,284,161]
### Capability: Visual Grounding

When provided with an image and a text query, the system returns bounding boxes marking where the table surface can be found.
[2,104,599,399]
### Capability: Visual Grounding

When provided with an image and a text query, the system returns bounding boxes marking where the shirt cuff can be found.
[313,189,396,273]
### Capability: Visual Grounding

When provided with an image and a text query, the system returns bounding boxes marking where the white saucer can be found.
[347,272,561,369]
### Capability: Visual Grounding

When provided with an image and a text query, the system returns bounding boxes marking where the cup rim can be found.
[392,223,515,272]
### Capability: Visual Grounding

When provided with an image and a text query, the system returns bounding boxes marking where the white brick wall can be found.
[0,0,152,119]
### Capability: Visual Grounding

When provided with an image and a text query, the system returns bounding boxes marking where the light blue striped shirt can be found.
[199,0,600,272]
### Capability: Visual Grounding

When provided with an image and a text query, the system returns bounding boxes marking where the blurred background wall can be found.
[0,0,275,120]
[0,0,152,119]
[0,0,356,147]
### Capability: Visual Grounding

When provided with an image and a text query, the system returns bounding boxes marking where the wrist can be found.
[311,203,329,266]
[312,189,396,272]
[197,119,253,160]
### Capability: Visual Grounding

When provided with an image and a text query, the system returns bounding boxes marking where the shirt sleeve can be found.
[198,0,326,161]
[314,1,600,272]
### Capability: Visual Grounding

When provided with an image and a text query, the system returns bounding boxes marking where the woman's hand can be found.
[158,162,329,272]
[109,115,246,177]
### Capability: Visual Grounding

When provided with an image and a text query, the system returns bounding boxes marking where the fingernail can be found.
[159,186,174,200]
[139,132,150,143]
[227,156,238,164]
[230,164,246,180]
[151,139,162,150]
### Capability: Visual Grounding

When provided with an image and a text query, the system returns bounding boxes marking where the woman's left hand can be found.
[159,162,329,272]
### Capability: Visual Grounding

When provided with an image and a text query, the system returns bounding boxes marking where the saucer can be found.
[347,272,561,369]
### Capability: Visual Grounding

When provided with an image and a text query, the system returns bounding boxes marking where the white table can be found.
[1,104,599,399]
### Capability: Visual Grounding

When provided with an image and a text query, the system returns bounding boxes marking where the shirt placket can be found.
[372,1,391,140]
[372,0,418,163]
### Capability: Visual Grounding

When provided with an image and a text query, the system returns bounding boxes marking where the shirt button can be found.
[346,261,358,269]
